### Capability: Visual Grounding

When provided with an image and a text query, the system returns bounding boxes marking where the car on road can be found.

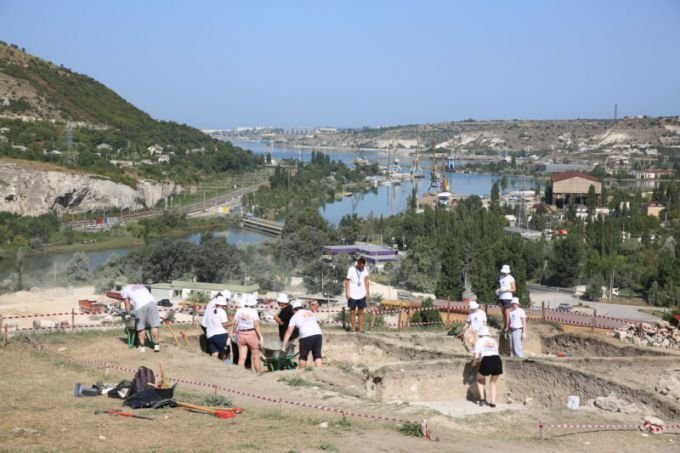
[556,303,573,312]
[157,299,173,307]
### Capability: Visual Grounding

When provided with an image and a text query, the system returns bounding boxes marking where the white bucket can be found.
[567,395,580,409]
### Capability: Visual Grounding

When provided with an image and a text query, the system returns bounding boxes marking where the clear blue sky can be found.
[1,0,679,129]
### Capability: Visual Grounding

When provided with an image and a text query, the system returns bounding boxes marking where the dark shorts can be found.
[479,355,503,376]
[499,299,513,309]
[348,297,367,310]
[299,334,323,361]
[207,333,228,354]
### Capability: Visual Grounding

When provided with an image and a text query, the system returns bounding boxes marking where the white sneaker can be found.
[154,344,160,352]
[138,346,146,352]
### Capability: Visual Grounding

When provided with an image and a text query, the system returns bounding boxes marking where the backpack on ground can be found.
[129,366,156,396]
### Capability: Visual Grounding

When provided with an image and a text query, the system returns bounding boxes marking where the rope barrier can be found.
[538,420,680,439]
[31,343,417,426]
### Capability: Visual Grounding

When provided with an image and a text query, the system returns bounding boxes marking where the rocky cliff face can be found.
[0,161,182,216]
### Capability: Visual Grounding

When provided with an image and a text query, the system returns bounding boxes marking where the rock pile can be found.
[612,320,680,349]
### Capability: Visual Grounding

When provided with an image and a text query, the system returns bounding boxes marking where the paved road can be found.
[528,286,662,324]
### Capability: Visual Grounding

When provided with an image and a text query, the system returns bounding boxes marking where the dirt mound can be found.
[542,333,670,357]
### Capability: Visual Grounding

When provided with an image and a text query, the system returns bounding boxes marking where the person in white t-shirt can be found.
[282,300,323,368]
[496,264,516,332]
[344,257,370,333]
[471,325,502,407]
[121,284,161,352]
[231,294,264,372]
[462,299,487,351]
[204,297,233,360]
[506,297,527,358]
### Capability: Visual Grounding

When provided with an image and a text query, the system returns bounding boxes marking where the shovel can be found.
[175,401,241,418]
[95,409,153,420]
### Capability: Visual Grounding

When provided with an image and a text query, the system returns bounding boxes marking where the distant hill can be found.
[0,41,260,184]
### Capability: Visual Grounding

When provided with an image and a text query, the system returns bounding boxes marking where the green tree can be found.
[490,182,500,211]
[548,233,583,287]
[66,251,91,283]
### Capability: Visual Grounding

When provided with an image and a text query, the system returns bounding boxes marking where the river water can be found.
[2,141,538,280]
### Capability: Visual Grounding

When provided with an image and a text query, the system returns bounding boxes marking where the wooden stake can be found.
[165,321,181,347]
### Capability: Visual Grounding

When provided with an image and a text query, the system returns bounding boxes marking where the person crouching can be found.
[204,297,232,361]
[282,300,323,368]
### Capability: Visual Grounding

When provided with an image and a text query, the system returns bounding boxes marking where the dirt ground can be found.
[1,325,679,452]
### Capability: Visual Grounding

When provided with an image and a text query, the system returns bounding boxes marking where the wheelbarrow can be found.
[260,343,298,372]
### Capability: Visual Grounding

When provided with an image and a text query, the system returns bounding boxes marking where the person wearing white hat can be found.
[231,294,264,372]
[282,300,323,368]
[462,297,487,351]
[506,297,527,358]
[274,293,299,342]
[496,264,516,332]
[204,297,232,360]
[471,325,502,407]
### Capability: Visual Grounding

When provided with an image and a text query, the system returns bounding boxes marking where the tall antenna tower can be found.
[614,104,618,122]
[66,122,73,162]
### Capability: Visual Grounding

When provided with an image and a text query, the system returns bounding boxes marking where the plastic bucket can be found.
[567,395,580,409]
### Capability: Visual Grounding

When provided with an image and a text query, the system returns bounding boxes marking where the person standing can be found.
[231,294,264,372]
[506,297,527,358]
[204,297,232,360]
[496,264,516,333]
[344,257,370,333]
[471,325,502,407]
[274,293,298,342]
[121,284,161,352]
[282,300,323,368]
[462,299,487,351]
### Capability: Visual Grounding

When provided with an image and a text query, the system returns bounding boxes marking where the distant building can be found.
[632,168,674,180]
[502,226,543,241]
[645,203,666,218]
[157,154,170,163]
[149,280,260,304]
[147,144,164,155]
[551,171,601,207]
[11,144,28,152]
[96,143,113,151]
[322,242,399,270]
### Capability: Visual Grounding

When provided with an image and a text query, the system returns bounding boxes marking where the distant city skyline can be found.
[1,0,679,129]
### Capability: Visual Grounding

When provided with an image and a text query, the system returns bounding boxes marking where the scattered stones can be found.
[523,397,533,406]
[98,435,106,441]
[319,422,329,429]
[593,393,641,414]
[613,321,680,350]
[655,370,680,401]
[57,347,67,352]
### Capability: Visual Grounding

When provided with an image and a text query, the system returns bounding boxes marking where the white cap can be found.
[276,293,289,304]
[511,297,520,305]
[500,264,511,274]
[291,300,302,309]
[214,296,227,306]
[469,301,479,310]
[221,289,232,300]
[477,326,490,336]
[244,294,257,306]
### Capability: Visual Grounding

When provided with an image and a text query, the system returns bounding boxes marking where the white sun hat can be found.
[511,297,520,305]
[500,264,511,273]
[469,301,479,310]
[291,300,302,309]
[276,293,289,304]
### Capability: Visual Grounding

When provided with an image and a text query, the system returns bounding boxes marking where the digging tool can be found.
[175,401,241,418]
[94,409,153,420]
[179,330,195,351]
[164,321,181,347]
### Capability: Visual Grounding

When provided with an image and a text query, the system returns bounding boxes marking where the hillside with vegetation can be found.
[0,41,261,185]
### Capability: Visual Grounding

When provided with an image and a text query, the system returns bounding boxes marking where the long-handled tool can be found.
[94,409,153,420]
[179,330,195,352]
[164,321,181,347]
[175,401,241,418]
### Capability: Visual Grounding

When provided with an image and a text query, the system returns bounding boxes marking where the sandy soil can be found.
[1,325,679,451]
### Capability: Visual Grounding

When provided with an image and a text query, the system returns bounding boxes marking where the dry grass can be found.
[1,330,676,452]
